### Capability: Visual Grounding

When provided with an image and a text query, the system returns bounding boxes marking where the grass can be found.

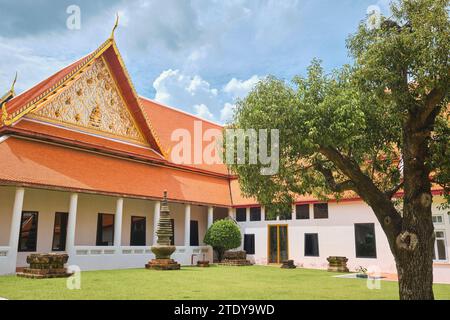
[0,265,449,300]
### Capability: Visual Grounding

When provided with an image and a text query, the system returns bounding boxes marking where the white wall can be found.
[239,197,450,275]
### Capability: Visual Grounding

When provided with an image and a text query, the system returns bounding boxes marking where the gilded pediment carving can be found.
[28,58,146,144]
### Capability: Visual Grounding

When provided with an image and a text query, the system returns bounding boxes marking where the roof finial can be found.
[110,13,120,40]
[10,72,18,96]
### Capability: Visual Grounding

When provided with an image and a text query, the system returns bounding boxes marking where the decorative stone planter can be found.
[197,261,210,267]
[327,256,349,273]
[281,260,296,269]
[219,251,253,266]
[17,253,73,279]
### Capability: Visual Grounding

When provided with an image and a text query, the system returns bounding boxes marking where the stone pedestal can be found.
[197,261,210,267]
[146,259,181,270]
[219,251,253,266]
[327,256,349,272]
[281,260,296,269]
[17,253,73,279]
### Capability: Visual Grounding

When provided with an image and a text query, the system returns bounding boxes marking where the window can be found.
[190,220,199,246]
[433,231,447,261]
[18,212,39,252]
[314,203,328,219]
[52,212,68,251]
[296,204,309,220]
[96,213,114,246]
[250,207,261,221]
[304,233,319,257]
[130,216,146,246]
[236,208,247,222]
[432,215,444,224]
[244,234,255,254]
[354,223,377,258]
[170,219,175,246]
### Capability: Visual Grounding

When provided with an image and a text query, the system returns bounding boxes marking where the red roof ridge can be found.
[139,95,224,129]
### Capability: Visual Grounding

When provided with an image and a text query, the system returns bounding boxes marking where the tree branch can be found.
[385,181,404,199]
[315,162,356,193]
[318,146,403,242]
[419,87,446,127]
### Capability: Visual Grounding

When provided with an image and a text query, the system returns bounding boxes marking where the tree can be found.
[204,219,242,262]
[227,0,449,300]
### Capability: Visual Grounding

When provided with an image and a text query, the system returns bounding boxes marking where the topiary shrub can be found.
[204,219,242,262]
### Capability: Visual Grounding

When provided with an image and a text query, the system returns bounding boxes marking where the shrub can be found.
[204,219,241,262]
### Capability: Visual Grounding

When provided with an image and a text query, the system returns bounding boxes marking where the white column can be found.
[207,206,214,229]
[246,207,250,222]
[8,187,25,273]
[184,204,191,247]
[291,204,296,221]
[228,207,234,219]
[113,198,123,248]
[153,201,160,245]
[261,206,266,221]
[66,193,78,256]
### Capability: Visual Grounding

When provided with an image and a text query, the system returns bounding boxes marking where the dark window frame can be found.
[18,211,39,252]
[236,208,247,222]
[52,212,68,252]
[170,219,175,246]
[296,204,310,220]
[244,234,255,255]
[250,207,261,221]
[354,223,377,258]
[313,203,329,219]
[96,213,115,246]
[190,220,199,246]
[304,233,319,257]
[130,216,146,246]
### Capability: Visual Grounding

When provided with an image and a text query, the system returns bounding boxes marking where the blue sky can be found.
[0,0,391,123]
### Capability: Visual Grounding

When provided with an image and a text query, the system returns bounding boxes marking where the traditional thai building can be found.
[0,34,448,281]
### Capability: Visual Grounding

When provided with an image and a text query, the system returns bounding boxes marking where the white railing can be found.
[70,245,212,271]
[0,247,10,258]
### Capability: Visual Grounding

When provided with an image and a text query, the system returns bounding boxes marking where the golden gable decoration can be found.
[28,58,146,144]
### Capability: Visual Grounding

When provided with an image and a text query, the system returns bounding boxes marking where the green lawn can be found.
[0,265,449,300]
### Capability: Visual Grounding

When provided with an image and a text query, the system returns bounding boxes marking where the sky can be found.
[0,0,392,124]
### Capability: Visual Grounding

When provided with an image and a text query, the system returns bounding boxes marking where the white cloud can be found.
[223,75,260,99]
[153,69,221,118]
[194,104,214,120]
[153,69,262,123]
[220,103,237,123]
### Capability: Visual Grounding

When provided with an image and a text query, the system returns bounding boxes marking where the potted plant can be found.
[356,266,368,279]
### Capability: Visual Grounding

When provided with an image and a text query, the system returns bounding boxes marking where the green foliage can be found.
[226,0,449,219]
[204,219,242,261]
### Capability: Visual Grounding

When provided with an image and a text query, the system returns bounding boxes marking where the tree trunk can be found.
[393,117,436,300]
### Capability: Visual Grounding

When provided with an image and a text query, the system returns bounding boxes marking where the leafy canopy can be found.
[227,0,449,216]
[204,219,242,251]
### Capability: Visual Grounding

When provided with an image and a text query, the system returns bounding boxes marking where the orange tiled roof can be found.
[12,119,165,161]
[0,137,232,207]
[140,97,229,175]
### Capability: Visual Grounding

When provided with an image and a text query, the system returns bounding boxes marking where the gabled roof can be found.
[1,39,164,155]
